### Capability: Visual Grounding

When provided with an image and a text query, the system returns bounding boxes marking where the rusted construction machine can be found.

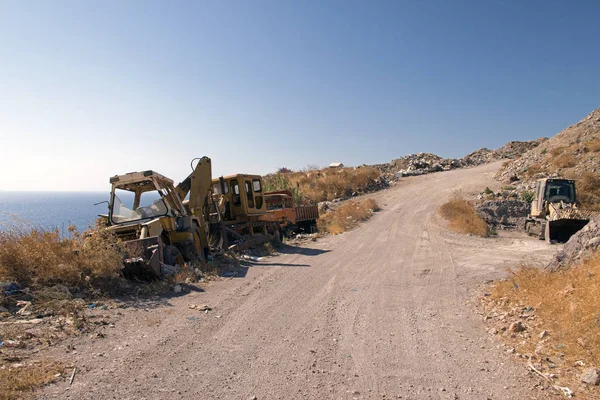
[259,190,319,235]
[525,178,598,243]
[210,175,281,251]
[101,157,281,278]
[101,158,212,279]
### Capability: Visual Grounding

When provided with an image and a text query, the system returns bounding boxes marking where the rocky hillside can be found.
[372,140,540,179]
[495,107,600,208]
[496,107,600,182]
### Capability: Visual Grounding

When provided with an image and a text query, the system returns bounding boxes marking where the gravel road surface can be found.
[41,161,557,400]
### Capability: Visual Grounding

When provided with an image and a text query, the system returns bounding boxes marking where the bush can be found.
[524,163,543,177]
[263,166,382,205]
[519,190,535,203]
[577,171,600,209]
[550,154,576,170]
[317,198,380,234]
[0,226,123,289]
[439,198,489,237]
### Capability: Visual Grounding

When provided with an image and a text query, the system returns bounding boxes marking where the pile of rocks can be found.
[476,200,530,230]
[373,140,540,180]
[545,217,600,271]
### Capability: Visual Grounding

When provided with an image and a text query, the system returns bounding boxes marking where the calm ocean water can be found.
[0,192,111,234]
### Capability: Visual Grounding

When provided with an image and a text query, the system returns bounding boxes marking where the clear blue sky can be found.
[1,0,598,191]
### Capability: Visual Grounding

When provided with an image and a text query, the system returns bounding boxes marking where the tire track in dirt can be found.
[41,162,557,400]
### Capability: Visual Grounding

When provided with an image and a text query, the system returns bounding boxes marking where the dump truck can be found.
[525,178,598,243]
[259,190,319,235]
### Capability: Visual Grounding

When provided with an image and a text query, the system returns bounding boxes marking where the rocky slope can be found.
[496,107,600,183]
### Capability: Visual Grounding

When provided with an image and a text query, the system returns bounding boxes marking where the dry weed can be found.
[550,154,576,170]
[549,146,567,157]
[317,198,380,234]
[0,226,123,289]
[576,172,600,210]
[263,166,382,204]
[583,137,600,153]
[0,360,65,400]
[487,252,600,391]
[439,198,488,237]
[524,163,543,177]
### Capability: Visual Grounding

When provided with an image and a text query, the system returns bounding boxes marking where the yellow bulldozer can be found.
[525,178,597,243]
[100,157,280,278]
[209,174,281,251]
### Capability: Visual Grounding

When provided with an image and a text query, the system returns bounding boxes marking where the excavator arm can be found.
[176,156,213,256]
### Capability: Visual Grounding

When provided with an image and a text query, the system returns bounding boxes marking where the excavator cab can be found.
[530,178,577,219]
[104,162,212,279]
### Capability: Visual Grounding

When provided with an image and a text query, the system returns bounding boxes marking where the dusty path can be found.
[41,162,558,399]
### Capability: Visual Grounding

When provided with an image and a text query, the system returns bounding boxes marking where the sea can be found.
[0,192,111,234]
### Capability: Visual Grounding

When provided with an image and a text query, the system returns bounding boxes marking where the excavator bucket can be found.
[121,237,164,280]
[545,218,590,243]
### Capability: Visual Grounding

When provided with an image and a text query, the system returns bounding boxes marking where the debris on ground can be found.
[581,369,600,386]
[189,304,212,312]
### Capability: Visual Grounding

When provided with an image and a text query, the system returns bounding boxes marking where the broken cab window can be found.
[252,179,262,193]
[110,188,168,224]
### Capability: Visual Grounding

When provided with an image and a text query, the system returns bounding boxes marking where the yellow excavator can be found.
[525,178,597,243]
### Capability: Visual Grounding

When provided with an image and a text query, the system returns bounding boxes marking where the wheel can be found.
[181,228,206,263]
[163,245,184,266]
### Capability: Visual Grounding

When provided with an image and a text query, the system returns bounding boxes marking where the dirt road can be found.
[42,162,558,399]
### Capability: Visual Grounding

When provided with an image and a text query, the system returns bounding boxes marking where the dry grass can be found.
[263,166,382,205]
[439,196,489,237]
[576,171,600,210]
[582,137,600,153]
[549,146,567,157]
[524,163,543,177]
[487,252,600,392]
[0,360,65,400]
[550,153,577,170]
[317,198,380,234]
[0,226,123,289]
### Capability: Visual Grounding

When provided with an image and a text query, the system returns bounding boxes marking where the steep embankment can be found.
[496,107,600,208]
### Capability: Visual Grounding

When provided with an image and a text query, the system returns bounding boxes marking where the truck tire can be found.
[181,228,207,263]
[163,245,184,267]
[181,241,199,262]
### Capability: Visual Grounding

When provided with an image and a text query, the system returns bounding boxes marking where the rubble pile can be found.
[372,152,459,179]
[494,140,543,159]
[372,140,540,180]
[545,217,600,272]
[476,200,530,230]
[497,107,600,183]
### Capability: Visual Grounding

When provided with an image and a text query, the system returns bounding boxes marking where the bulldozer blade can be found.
[122,236,164,280]
[546,218,590,243]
